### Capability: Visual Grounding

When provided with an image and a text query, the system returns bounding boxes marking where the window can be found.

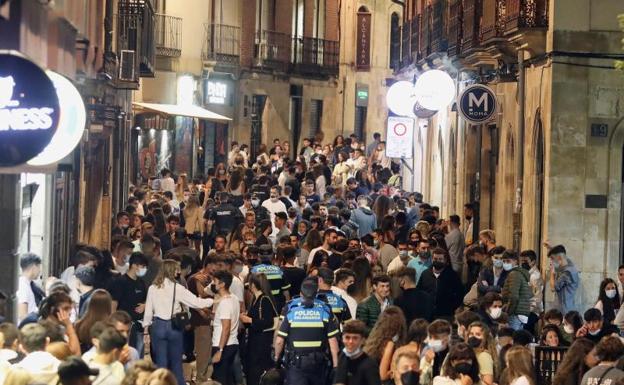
[390,12,401,70]
[310,99,323,137]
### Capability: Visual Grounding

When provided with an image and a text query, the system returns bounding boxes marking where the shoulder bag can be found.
[259,295,280,332]
[171,281,190,331]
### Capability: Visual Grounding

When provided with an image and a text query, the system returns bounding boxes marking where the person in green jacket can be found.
[356,274,392,334]
[501,249,532,331]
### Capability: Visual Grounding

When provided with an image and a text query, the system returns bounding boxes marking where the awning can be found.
[132,102,232,122]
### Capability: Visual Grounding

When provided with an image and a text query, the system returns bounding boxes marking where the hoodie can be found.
[351,206,377,237]
[501,266,532,317]
[14,351,60,384]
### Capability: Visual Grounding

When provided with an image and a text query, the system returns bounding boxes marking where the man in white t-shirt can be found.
[261,186,287,234]
[16,253,43,323]
[225,257,245,312]
[211,270,240,385]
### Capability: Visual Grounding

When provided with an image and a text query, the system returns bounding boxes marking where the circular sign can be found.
[0,52,60,166]
[393,122,407,136]
[28,71,86,166]
[459,84,497,124]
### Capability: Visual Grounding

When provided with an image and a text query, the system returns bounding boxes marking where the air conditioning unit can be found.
[119,50,136,81]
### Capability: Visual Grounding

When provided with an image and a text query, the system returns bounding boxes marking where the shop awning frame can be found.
[132,102,232,122]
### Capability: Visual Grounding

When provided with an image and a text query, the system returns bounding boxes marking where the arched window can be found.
[390,12,400,70]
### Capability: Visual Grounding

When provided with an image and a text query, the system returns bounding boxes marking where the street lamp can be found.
[414,69,456,111]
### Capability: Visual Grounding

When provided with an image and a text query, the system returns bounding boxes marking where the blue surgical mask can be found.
[503,262,513,271]
[137,267,147,277]
[493,259,503,268]
[342,347,362,358]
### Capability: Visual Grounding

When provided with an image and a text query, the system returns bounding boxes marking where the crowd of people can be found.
[7,133,624,385]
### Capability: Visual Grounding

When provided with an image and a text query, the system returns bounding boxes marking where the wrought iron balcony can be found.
[117,0,155,78]
[255,30,292,72]
[480,0,505,42]
[504,0,548,34]
[291,36,339,76]
[461,0,481,53]
[155,14,182,58]
[447,0,462,57]
[202,23,241,67]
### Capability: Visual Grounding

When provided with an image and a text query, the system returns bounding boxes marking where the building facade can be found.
[395,0,624,309]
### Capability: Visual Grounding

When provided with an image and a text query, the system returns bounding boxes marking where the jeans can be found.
[508,314,525,331]
[151,318,185,385]
[286,363,328,385]
[129,321,145,357]
[212,345,239,385]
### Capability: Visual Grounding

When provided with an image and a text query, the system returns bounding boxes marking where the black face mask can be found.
[400,370,420,385]
[521,262,531,270]
[432,261,445,270]
[467,337,482,349]
[453,363,473,376]
[210,283,218,293]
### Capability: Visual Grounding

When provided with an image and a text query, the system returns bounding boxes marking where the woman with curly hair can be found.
[552,338,596,385]
[363,306,407,382]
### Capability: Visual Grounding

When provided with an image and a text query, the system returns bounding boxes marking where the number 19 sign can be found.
[386,116,414,159]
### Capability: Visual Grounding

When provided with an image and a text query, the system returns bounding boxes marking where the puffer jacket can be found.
[351,206,377,237]
[502,266,532,316]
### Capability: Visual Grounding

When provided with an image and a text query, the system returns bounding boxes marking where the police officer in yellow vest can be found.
[274,277,340,385]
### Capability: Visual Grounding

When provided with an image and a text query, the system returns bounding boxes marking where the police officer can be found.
[317,267,352,325]
[275,277,340,385]
[250,245,291,311]
[207,191,243,236]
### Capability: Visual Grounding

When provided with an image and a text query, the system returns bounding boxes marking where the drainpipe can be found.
[514,49,526,251]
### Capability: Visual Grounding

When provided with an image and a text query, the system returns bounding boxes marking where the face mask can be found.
[563,324,575,334]
[428,339,445,353]
[521,262,531,270]
[210,283,218,293]
[493,259,503,268]
[453,362,473,376]
[245,240,255,245]
[502,262,514,271]
[252,199,260,208]
[400,371,420,385]
[467,337,482,349]
[342,347,362,358]
[137,267,147,277]
[589,329,601,336]
[606,289,617,299]
[233,265,243,274]
[298,231,306,237]
[373,240,379,248]
[552,260,561,269]
[121,224,129,229]
[270,196,279,202]
[399,250,409,258]
[419,251,431,260]
[218,169,226,175]
[432,261,445,270]
[489,307,502,320]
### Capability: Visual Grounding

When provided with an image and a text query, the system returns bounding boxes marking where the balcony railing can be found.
[401,21,411,69]
[256,30,292,71]
[481,0,506,42]
[202,23,241,66]
[292,36,339,76]
[461,0,481,52]
[117,0,156,78]
[447,0,462,56]
[504,0,548,33]
[155,14,182,58]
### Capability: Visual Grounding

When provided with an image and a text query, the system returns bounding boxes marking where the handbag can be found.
[170,281,190,331]
[259,296,280,332]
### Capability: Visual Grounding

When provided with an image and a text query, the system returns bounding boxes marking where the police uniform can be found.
[250,262,290,311]
[317,289,351,325]
[208,201,243,235]
[278,300,339,385]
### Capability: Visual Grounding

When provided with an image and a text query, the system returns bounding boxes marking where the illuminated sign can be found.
[0,51,60,167]
[206,81,228,105]
[27,71,86,166]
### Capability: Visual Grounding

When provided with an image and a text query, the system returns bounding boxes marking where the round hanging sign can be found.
[0,51,60,167]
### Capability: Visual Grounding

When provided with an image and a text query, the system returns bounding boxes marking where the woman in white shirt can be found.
[143,260,213,385]
[504,345,536,385]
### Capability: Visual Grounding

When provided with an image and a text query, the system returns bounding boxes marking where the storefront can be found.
[201,72,236,172]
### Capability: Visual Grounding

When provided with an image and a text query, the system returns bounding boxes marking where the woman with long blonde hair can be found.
[183,194,203,251]
[467,321,499,385]
[363,306,407,382]
[143,259,214,385]
[175,173,187,202]
[504,345,536,385]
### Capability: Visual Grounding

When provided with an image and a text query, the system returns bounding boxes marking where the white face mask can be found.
[563,324,574,334]
[489,307,503,320]
[342,347,362,358]
[137,267,147,277]
[606,289,617,299]
[589,329,601,336]
[428,339,445,353]
[252,199,260,208]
